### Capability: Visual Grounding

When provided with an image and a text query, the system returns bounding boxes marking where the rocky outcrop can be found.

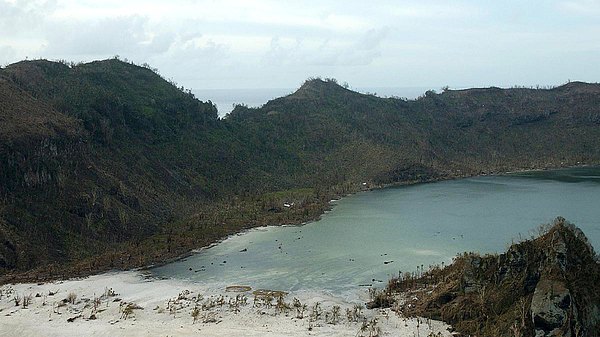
[529,219,585,337]
[531,277,576,336]
[396,217,600,337]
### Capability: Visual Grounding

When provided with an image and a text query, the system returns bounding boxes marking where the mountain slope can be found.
[229,78,600,185]
[1,60,600,276]
[0,59,224,270]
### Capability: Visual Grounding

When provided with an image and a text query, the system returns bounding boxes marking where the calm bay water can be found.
[150,167,600,296]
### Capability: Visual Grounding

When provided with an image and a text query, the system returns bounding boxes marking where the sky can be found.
[1,0,599,90]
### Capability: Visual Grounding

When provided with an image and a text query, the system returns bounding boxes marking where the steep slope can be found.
[1,61,600,277]
[0,61,336,275]
[0,75,86,269]
[228,79,600,185]
[419,83,600,172]
[0,59,227,271]
[391,217,600,337]
[228,80,437,188]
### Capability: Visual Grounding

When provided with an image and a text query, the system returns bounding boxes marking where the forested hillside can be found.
[1,59,599,278]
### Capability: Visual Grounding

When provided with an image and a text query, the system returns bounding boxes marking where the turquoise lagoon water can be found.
[150,167,600,296]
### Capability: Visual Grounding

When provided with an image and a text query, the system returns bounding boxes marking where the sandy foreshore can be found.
[0,271,452,336]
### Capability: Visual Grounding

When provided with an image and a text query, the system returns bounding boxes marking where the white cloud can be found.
[558,0,600,16]
[355,27,390,51]
[387,3,483,19]
[0,1,49,36]
[0,45,17,65]
[0,0,598,89]
[42,15,175,59]
[261,27,388,68]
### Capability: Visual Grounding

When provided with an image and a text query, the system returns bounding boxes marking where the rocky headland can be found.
[382,217,600,336]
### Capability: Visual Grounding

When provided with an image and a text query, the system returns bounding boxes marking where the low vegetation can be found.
[368,218,600,337]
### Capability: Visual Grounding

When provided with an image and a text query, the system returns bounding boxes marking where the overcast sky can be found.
[1,0,599,90]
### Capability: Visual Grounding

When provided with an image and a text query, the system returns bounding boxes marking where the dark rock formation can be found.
[531,277,575,336]
[394,217,600,337]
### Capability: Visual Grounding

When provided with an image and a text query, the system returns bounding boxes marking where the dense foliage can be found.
[1,59,599,277]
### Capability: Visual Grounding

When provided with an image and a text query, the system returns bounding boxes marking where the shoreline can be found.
[1,162,595,286]
[0,270,453,337]
[1,163,597,336]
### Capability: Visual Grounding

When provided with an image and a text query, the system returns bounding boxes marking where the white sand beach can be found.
[0,271,452,336]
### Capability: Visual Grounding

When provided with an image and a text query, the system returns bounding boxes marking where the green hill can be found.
[1,59,599,278]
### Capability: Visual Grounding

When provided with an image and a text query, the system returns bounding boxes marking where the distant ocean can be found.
[193,87,434,117]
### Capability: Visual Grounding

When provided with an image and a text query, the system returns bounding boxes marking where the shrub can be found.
[66,292,77,304]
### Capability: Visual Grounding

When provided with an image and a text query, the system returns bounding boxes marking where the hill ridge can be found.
[1,58,600,278]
